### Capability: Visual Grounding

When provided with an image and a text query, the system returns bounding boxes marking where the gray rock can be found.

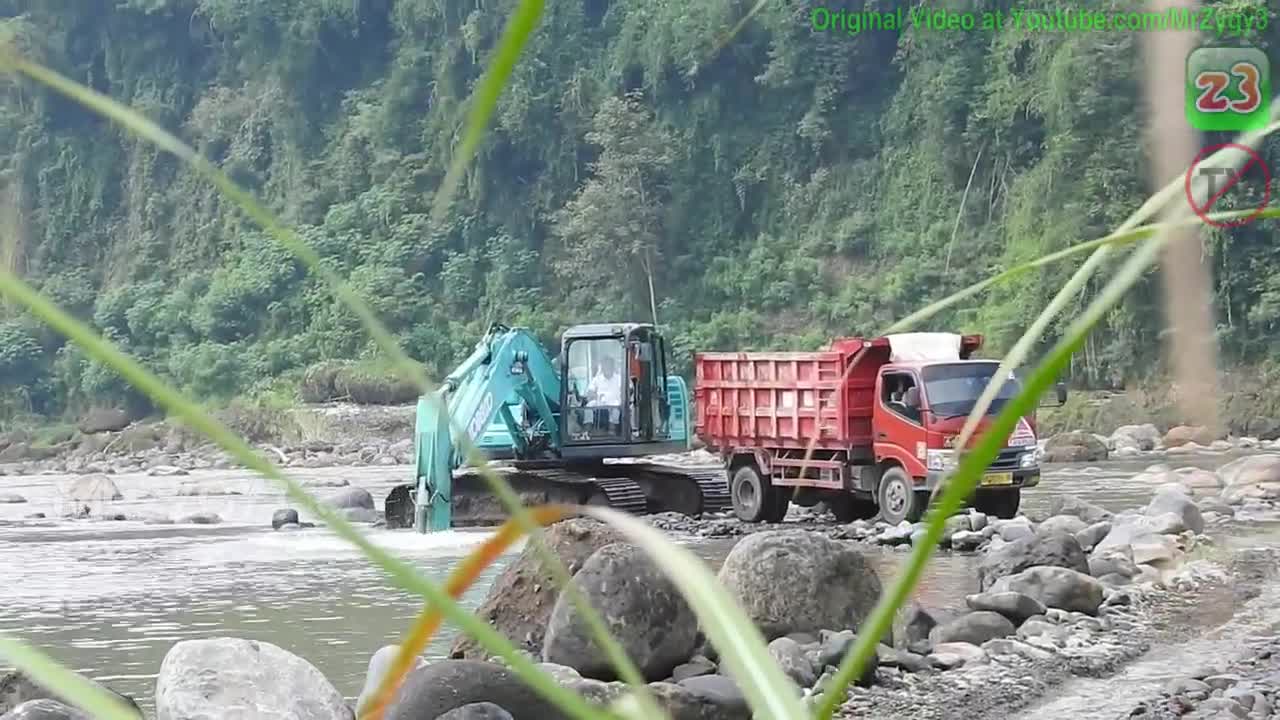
[63,475,122,502]
[1043,432,1108,462]
[1037,515,1087,537]
[272,508,300,530]
[155,637,349,720]
[949,530,985,551]
[0,494,26,504]
[451,518,623,660]
[340,507,379,523]
[437,703,515,720]
[675,675,748,715]
[356,645,426,717]
[0,699,91,720]
[993,518,1035,542]
[325,487,375,510]
[177,512,221,524]
[543,543,697,680]
[818,630,855,667]
[927,642,986,669]
[1047,496,1113,525]
[928,611,1015,647]
[387,660,561,720]
[716,529,882,640]
[1162,676,1208,691]
[977,527,1089,590]
[989,566,1105,615]
[766,637,816,687]
[964,591,1047,623]
[0,671,140,717]
[1088,550,1139,579]
[875,645,929,673]
[671,657,716,682]
[981,638,1053,661]
[1074,522,1112,551]
[892,604,958,650]
[1144,485,1204,534]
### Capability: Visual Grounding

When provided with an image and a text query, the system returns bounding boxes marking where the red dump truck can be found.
[693,332,1066,525]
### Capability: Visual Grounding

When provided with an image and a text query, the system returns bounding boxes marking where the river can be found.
[0,449,1261,711]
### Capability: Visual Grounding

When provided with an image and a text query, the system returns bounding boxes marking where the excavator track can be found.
[522,468,650,515]
[385,460,731,529]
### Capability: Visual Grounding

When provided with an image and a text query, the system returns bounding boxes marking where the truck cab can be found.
[871,358,1054,522]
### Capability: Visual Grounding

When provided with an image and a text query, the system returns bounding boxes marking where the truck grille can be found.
[988,447,1023,471]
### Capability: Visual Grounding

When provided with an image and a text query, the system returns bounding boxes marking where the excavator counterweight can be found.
[383,322,731,531]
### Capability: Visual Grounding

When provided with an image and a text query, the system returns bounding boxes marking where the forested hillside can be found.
[0,0,1275,422]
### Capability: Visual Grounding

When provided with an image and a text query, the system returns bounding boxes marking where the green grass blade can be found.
[2,40,659,705]
[947,116,1280,451]
[580,506,809,720]
[0,266,607,720]
[429,0,545,227]
[885,115,1280,337]
[0,637,140,720]
[818,117,1280,720]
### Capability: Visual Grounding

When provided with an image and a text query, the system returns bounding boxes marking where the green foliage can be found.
[0,0,1276,423]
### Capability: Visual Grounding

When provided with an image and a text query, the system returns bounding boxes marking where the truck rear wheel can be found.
[974,488,1021,519]
[764,487,792,523]
[878,467,926,525]
[731,464,774,523]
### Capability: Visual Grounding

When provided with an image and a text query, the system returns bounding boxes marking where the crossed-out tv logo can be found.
[1186,45,1270,131]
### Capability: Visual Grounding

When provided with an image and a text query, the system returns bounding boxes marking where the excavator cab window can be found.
[564,337,626,441]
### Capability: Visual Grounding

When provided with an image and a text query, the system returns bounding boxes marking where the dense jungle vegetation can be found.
[0,0,1275,423]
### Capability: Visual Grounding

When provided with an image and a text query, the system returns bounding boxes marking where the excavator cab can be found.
[558,323,676,459]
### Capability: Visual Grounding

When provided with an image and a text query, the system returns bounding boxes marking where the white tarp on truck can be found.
[886,332,963,363]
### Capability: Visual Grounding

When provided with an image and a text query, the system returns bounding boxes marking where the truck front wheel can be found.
[731,464,774,522]
[878,467,927,525]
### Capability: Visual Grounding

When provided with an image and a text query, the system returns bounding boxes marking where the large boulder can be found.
[1219,455,1280,503]
[356,645,426,718]
[0,672,140,717]
[63,475,122,503]
[964,592,1046,624]
[989,566,1105,615]
[0,700,90,720]
[977,527,1089,590]
[324,487,374,510]
[451,518,623,660]
[1163,425,1214,448]
[543,543,698,681]
[1109,424,1162,452]
[1042,432,1109,463]
[385,661,562,720]
[155,637,350,720]
[927,611,1015,647]
[1046,496,1112,525]
[715,529,882,640]
[1093,515,1183,567]
[1143,486,1204,534]
[77,408,130,434]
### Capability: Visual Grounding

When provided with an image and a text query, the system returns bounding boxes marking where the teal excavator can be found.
[383,322,731,532]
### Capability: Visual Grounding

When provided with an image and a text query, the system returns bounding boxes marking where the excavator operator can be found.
[586,356,622,434]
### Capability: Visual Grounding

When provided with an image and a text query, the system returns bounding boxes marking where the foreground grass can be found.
[1,14,1277,720]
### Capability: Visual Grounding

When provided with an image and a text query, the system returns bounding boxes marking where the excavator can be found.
[383,322,732,532]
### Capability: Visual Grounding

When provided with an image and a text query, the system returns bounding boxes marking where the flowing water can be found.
[0,450,1265,711]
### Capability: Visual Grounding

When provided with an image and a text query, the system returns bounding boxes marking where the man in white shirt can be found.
[585,357,622,432]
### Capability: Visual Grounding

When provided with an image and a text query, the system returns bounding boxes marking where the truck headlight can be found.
[926,449,955,471]
[1020,450,1040,468]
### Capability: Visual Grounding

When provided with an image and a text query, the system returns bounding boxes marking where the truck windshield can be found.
[922,362,1021,418]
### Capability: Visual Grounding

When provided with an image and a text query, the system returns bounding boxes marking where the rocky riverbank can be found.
[9,454,1280,720]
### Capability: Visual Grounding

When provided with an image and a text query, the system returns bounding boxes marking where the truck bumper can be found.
[921,467,1040,491]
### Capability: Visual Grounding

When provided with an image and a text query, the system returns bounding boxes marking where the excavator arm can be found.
[412,324,562,531]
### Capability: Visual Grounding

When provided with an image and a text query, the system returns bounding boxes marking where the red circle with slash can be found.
[1184,142,1271,228]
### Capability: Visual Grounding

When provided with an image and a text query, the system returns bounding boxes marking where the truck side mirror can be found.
[1055,382,1067,406]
